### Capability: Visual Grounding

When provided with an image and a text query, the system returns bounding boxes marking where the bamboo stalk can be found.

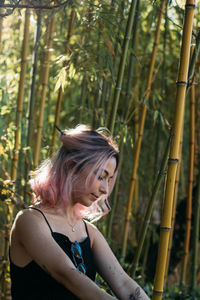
[152,1,195,299]
[181,45,195,285]
[79,74,87,124]
[106,125,126,241]
[50,7,75,156]
[11,9,30,180]
[124,0,140,113]
[23,11,42,202]
[140,229,151,284]
[109,0,137,134]
[165,36,200,283]
[164,129,183,283]
[0,1,4,52]
[191,160,200,289]
[106,1,125,129]
[1,201,14,298]
[34,15,55,167]
[188,29,200,84]
[121,0,166,260]
[131,133,171,278]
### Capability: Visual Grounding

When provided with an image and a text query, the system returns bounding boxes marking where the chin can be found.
[82,197,95,207]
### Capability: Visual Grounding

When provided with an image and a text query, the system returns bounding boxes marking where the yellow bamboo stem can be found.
[34,16,55,167]
[181,45,195,285]
[121,0,166,260]
[165,129,183,282]
[152,1,195,299]
[50,7,75,156]
[11,9,30,180]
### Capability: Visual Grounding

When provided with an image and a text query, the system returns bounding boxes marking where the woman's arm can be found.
[89,224,150,300]
[11,210,116,300]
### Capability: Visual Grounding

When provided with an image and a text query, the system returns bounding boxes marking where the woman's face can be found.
[71,156,117,207]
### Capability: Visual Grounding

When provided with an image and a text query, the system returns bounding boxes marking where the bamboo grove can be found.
[0,0,200,299]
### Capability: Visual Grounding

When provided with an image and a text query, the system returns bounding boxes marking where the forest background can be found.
[0,0,200,299]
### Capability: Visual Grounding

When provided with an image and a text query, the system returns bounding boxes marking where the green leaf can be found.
[153,110,159,123]
[0,105,11,115]
[54,67,66,92]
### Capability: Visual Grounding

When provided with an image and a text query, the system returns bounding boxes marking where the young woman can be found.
[9,125,150,300]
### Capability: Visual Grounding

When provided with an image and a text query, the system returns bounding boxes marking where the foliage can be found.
[163,285,200,300]
[0,0,200,298]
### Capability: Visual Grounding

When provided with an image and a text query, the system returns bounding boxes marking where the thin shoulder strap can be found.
[28,207,53,234]
[83,220,89,237]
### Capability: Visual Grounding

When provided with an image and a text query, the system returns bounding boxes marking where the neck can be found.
[55,201,79,222]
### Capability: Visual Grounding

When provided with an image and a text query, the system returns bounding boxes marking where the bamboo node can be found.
[176,81,187,86]
[115,87,121,91]
[185,4,196,9]
[131,177,137,181]
[153,290,163,295]
[168,158,179,163]
[160,226,171,232]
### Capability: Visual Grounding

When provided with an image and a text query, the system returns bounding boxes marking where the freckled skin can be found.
[129,287,141,300]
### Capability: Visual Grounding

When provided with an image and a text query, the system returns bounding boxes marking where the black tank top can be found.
[9,207,97,300]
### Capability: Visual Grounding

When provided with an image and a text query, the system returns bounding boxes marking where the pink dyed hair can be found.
[29,125,119,221]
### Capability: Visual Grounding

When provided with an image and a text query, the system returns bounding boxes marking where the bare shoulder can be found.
[84,221,105,247]
[13,208,44,228]
[11,208,50,242]
[84,220,98,235]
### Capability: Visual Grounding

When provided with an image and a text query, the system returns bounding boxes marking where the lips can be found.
[91,193,99,200]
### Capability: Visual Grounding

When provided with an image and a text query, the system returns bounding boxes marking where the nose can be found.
[99,180,108,195]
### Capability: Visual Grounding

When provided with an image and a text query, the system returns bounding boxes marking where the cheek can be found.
[108,173,117,195]
[86,178,98,191]
[72,179,86,195]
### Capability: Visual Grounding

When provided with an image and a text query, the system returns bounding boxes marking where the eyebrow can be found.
[102,169,114,178]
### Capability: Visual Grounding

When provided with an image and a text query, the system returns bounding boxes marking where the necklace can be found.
[67,218,77,232]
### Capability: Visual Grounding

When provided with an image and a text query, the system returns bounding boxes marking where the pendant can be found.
[72,227,75,232]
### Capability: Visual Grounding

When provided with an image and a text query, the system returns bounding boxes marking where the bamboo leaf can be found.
[153,110,159,123]
[0,105,11,115]
[54,67,66,92]
[154,89,163,101]
[105,36,114,57]
[55,54,70,65]
[159,112,165,126]
[142,97,150,110]
[107,52,115,84]
[68,63,76,79]
[0,143,4,155]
